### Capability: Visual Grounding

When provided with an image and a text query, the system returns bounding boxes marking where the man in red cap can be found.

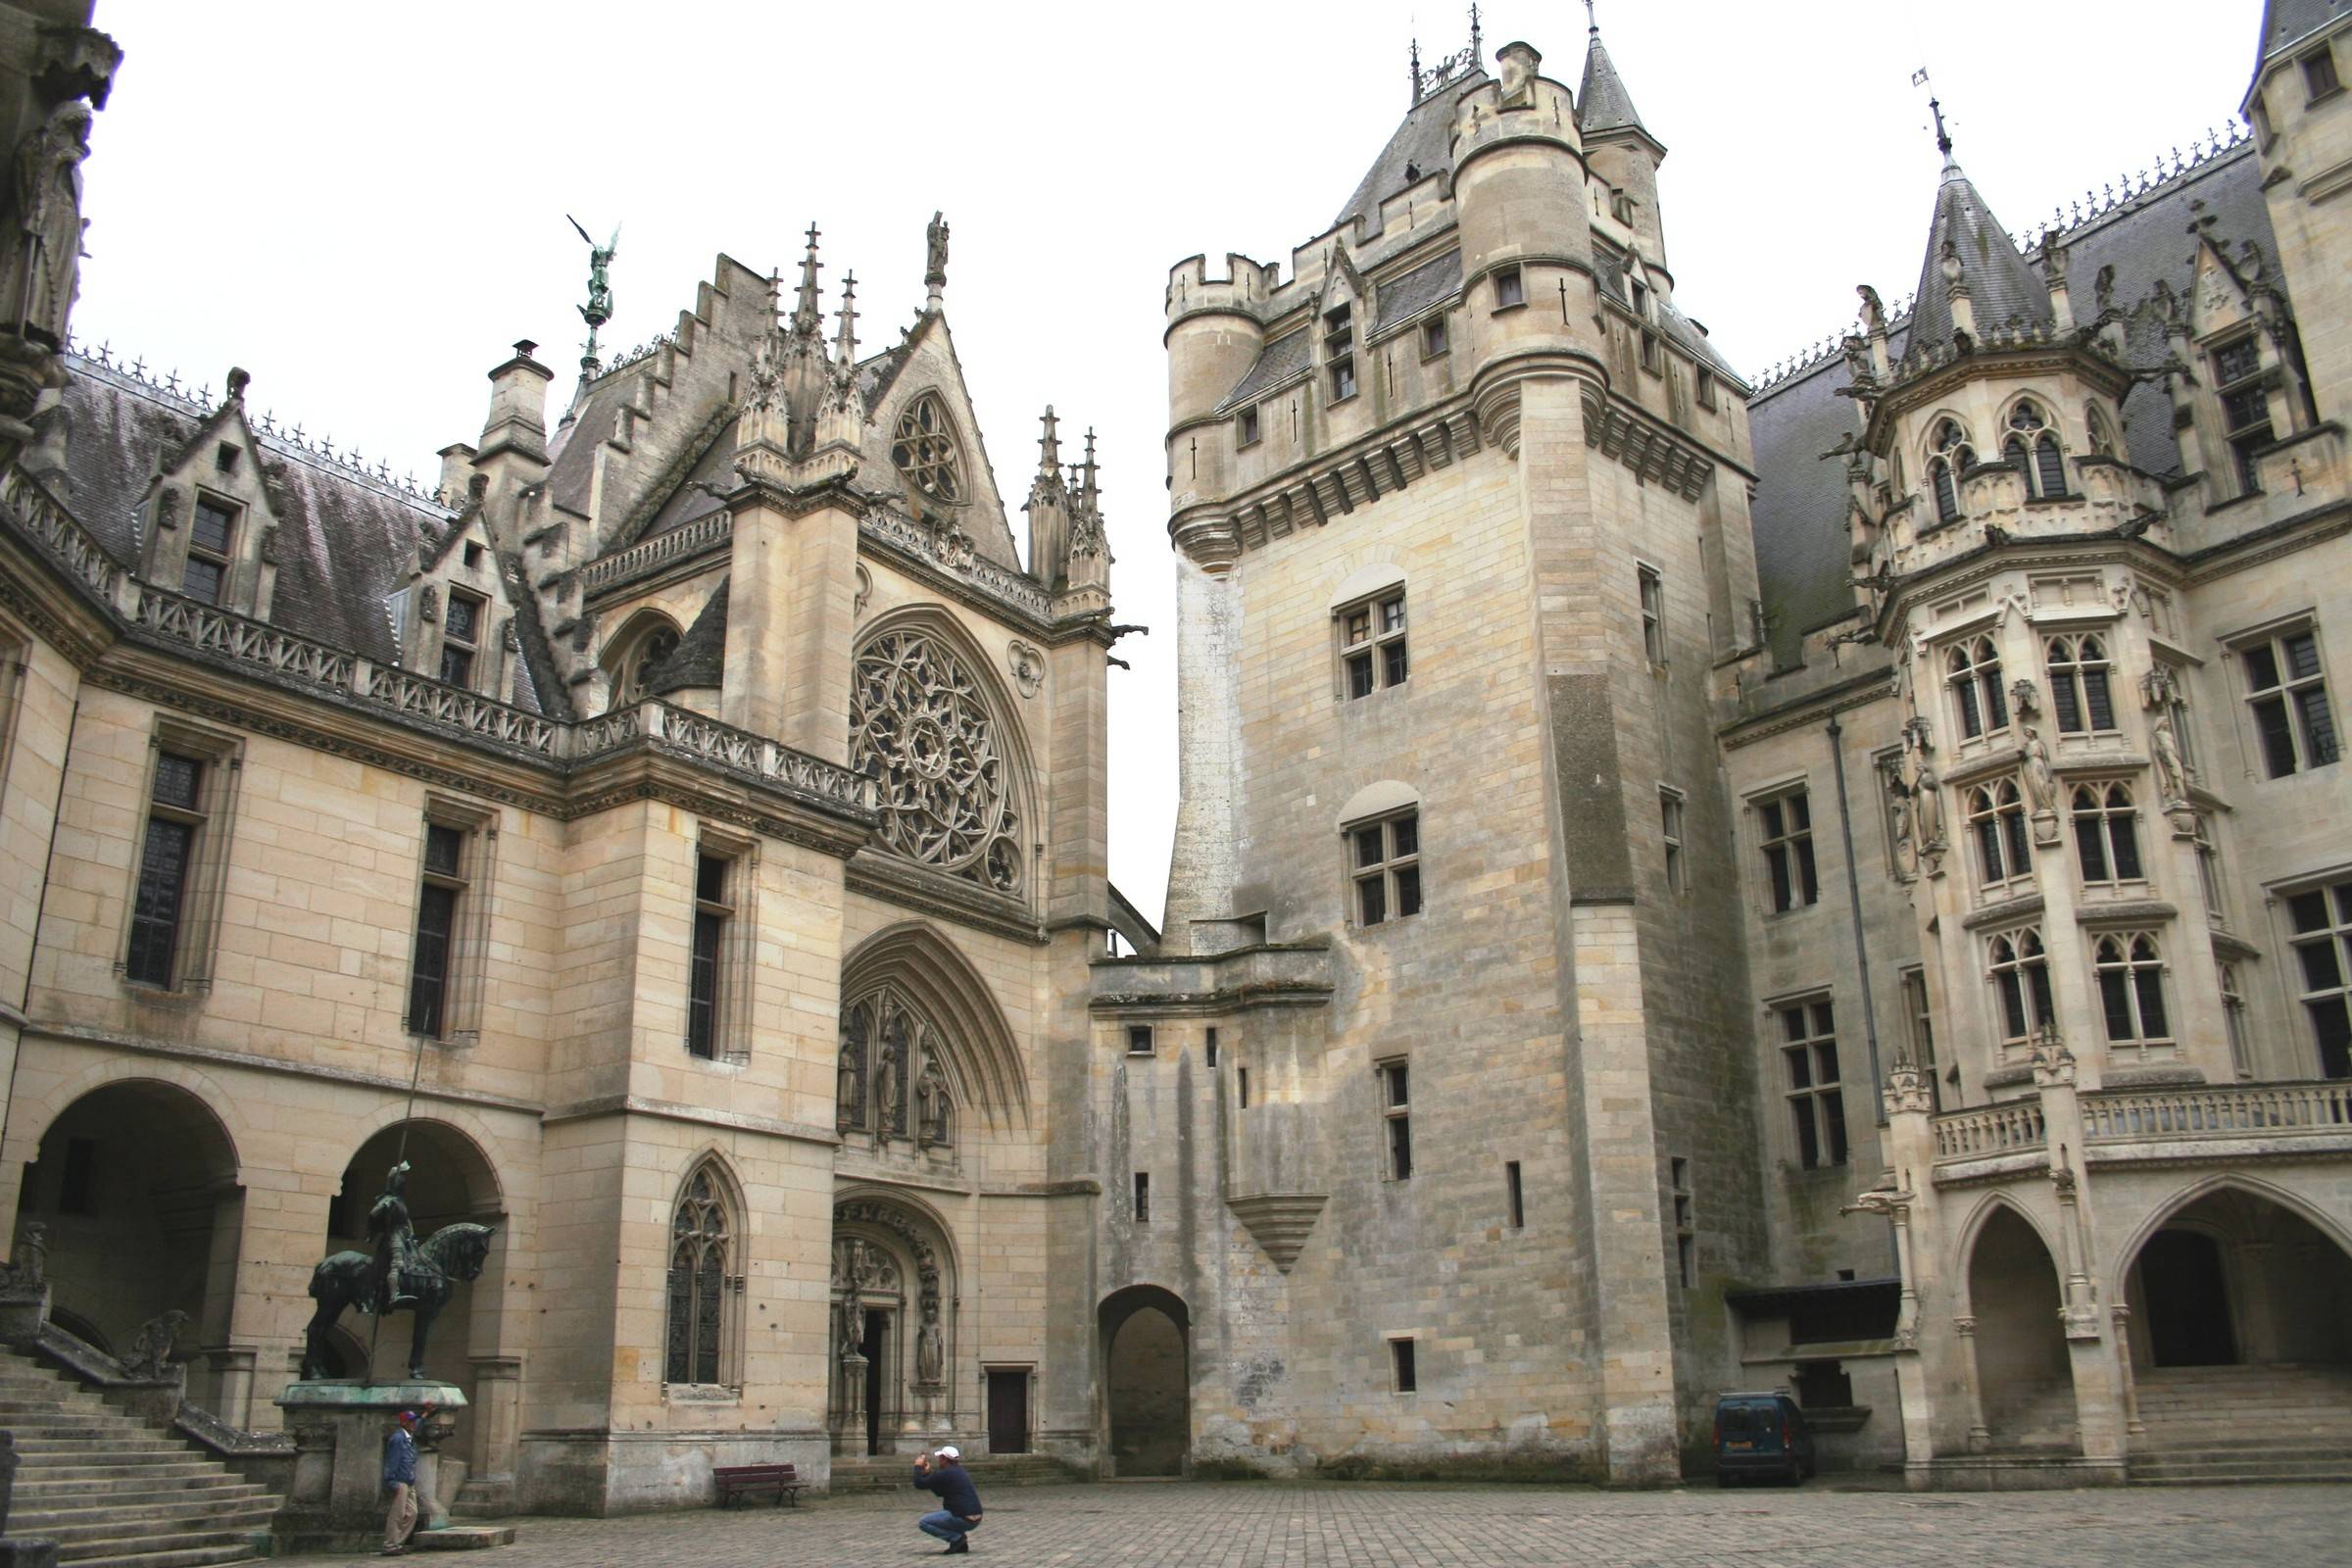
[910,1446,983,1553]
[380,1403,435,1555]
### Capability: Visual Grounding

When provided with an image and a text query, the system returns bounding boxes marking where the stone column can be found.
[2111,1305,2144,1440]
[2233,1240,2276,1362]
[1952,1315,1990,1453]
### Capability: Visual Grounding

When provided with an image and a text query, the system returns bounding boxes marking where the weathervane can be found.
[1911,69,1953,160]
[567,215,619,373]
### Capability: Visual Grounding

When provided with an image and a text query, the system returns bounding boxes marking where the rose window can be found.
[891,394,964,509]
[850,629,1022,894]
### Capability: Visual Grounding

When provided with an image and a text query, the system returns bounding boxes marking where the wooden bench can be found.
[713,1462,806,1507]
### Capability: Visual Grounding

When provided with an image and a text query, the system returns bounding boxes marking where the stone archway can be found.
[20,1080,243,1415]
[2124,1185,2352,1369]
[829,1192,959,1457]
[1963,1205,2072,1451]
[1099,1285,1190,1477]
[328,1121,506,1458]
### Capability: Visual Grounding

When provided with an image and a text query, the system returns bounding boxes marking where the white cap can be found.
[936,1446,960,1460]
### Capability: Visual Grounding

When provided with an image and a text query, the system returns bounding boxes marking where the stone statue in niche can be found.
[1884,770,1916,875]
[915,1298,945,1385]
[874,1040,902,1142]
[2152,715,2192,804]
[2021,726,2059,817]
[3,101,91,346]
[1912,760,1945,851]
[915,1058,951,1149]
[836,1027,866,1132]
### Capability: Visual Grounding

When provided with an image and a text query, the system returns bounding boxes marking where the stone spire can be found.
[1902,104,2052,366]
[1577,9,1650,140]
[1026,406,1071,590]
[833,271,859,368]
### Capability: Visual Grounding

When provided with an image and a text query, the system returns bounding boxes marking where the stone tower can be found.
[1113,21,1771,1483]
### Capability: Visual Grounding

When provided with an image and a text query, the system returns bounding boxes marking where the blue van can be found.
[1712,1391,1814,1486]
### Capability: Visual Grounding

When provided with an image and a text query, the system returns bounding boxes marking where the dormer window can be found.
[1929,419,1975,524]
[214,442,240,475]
[2004,401,2067,500]
[441,590,484,687]
[1324,304,1356,403]
[1631,280,1649,319]
[182,498,237,607]
[2304,45,2341,103]
[2212,336,2273,493]
[891,393,964,509]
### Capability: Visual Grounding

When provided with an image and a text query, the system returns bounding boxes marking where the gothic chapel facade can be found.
[0,0,2345,1514]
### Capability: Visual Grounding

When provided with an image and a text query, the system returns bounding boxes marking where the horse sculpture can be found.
[302,1220,495,1381]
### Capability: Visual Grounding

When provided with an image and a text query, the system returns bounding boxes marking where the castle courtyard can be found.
[276,1480,2352,1568]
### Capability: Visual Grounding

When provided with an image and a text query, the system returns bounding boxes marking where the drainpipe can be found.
[1824,711,1885,1117]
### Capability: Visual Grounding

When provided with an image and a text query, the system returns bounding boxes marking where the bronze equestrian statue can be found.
[302,1160,494,1381]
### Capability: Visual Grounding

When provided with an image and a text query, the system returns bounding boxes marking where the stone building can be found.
[0,0,2346,1516]
[1141,3,2352,1489]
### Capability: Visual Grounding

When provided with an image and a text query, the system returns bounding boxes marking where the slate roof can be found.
[1373,250,1461,333]
[1903,157,2053,363]
[1334,71,1487,236]
[2255,0,2351,72]
[544,375,624,517]
[1578,31,1650,139]
[1746,143,2277,670]
[1215,330,1310,415]
[1592,248,1744,385]
[641,576,727,695]
[58,358,457,667]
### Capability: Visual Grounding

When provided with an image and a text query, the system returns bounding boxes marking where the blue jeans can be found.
[918,1510,978,1545]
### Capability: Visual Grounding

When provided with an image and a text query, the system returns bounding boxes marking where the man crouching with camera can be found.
[911,1446,984,1554]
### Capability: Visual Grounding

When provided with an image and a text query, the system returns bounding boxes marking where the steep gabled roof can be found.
[1333,70,1487,236]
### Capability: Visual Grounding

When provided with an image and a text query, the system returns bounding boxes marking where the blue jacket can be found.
[384,1428,417,1488]
[912,1461,982,1519]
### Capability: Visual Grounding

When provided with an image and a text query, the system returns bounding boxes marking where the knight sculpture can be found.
[303,1157,495,1381]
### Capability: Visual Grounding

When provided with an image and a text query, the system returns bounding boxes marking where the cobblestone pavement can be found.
[292,1479,2352,1568]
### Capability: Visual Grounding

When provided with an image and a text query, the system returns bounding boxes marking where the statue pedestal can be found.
[272,1380,466,1554]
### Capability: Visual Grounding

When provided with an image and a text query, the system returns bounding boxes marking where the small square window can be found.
[1493,267,1525,311]
[1349,809,1423,926]
[1696,369,1718,411]
[1127,1024,1155,1056]
[1420,318,1449,360]
[1336,590,1408,700]
[214,442,240,474]
[1329,358,1357,402]
[1237,406,1261,447]
[464,541,484,567]
[2305,46,2340,102]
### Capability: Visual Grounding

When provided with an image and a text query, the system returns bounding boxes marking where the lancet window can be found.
[664,1165,735,1387]
[2003,401,2068,499]
[1947,635,2008,740]
[1929,419,1975,523]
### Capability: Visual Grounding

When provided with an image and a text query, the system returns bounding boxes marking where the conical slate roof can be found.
[1905,154,2052,360]
[1578,30,1649,138]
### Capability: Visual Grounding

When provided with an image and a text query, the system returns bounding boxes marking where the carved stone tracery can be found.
[849,627,1022,893]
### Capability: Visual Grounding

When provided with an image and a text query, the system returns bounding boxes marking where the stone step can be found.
[411,1527,517,1551]
[33,1508,278,1550]
[15,1479,270,1509]
[56,1527,268,1564]
[16,1461,231,1483]
[52,1546,261,1568]
[2131,1460,2352,1484]
[15,1440,215,1460]
[15,1494,279,1537]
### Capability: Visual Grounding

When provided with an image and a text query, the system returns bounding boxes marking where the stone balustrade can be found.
[576,511,732,596]
[2081,1081,2352,1146]
[6,466,122,600]
[1932,1101,2048,1162]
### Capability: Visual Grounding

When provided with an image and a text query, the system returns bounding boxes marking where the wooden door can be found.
[986,1368,1029,1454]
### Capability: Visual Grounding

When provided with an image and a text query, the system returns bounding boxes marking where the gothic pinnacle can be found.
[793,221,824,336]
[1038,406,1062,476]
[1081,426,1099,500]
[835,271,859,366]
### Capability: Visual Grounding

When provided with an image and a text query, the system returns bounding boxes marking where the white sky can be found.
[75,1,2256,927]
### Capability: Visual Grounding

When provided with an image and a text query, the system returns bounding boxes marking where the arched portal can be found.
[1100,1285,1190,1477]
[1965,1205,2072,1450]
[830,1191,959,1457]
[20,1081,240,1410]
[2125,1185,2352,1369]
[326,1121,505,1453]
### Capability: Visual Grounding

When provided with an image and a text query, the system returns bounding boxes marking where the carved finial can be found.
[1930,95,1952,160]
[1468,0,1482,60]
[1081,426,1100,503]
[834,271,860,366]
[1409,36,1421,102]
[1585,0,1597,35]
[1038,406,1062,476]
[793,221,825,336]
[925,211,950,306]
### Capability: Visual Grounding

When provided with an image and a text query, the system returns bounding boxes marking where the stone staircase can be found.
[0,1347,276,1567]
[826,1453,1082,1494]
[2128,1363,2352,1486]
